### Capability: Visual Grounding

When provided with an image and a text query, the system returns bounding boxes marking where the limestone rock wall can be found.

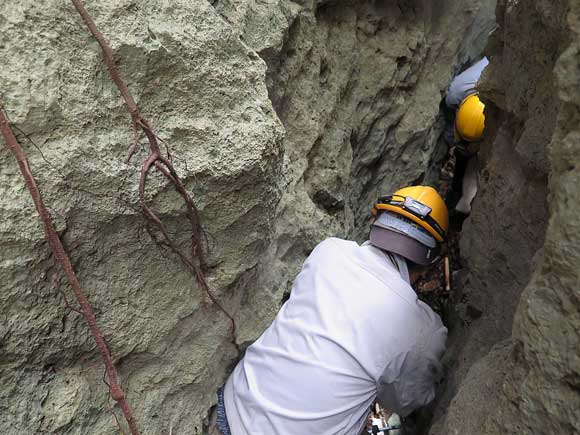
[431,1,580,434]
[213,0,497,293]
[0,1,283,433]
[0,0,497,434]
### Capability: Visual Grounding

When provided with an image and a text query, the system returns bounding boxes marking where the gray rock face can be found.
[0,0,496,433]
[214,0,497,290]
[432,0,580,434]
[0,1,283,433]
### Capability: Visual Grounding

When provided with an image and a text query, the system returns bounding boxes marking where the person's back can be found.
[445,57,489,109]
[224,237,446,435]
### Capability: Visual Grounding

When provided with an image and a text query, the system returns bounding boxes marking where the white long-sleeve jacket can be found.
[445,57,489,108]
[224,238,447,435]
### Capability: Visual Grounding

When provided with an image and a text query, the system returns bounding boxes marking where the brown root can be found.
[69,0,239,357]
[0,104,141,435]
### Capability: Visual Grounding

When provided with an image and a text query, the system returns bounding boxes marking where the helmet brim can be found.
[369,226,438,266]
[373,211,437,248]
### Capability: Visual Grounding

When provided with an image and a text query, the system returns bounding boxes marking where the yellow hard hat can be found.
[372,186,449,243]
[455,94,485,142]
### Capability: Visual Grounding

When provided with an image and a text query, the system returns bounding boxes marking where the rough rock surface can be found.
[0,0,497,434]
[213,0,497,292]
[0,1,283,433]
[431,1,580,434]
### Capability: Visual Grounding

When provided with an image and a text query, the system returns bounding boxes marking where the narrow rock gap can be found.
[207,1,495,434]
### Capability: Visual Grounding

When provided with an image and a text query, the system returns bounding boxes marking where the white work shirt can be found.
[224,238,447,435]
[445,57,489,108]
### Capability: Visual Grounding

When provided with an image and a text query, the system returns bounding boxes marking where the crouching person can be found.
[214,186,449,435]
[444,57,489,215]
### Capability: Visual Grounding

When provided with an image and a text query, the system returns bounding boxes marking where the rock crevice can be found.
[430,1,579,434]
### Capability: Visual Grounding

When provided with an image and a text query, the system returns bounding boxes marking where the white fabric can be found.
[455,154,480,214]
[224,238,447,435]
[378,245,408,284]
[445,57,489,108]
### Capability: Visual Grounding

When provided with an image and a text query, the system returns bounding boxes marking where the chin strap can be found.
[385,252,400,272]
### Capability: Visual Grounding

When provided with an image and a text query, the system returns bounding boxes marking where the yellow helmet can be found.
[372,186,449,243]
[455,94,485,142]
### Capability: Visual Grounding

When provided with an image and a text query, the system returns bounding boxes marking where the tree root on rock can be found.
[0,2,241,434]
[0,105,141,434]
[68,0,238,350]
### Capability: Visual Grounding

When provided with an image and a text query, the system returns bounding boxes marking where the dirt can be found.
[416,146,464,321]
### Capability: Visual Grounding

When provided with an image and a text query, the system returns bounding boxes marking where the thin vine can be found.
[0,105,140,435]
[0,2,241,434]
[68,0,238,350]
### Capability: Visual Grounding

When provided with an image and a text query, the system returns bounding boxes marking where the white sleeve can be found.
[376,325,447,417]
[445,57,489,108]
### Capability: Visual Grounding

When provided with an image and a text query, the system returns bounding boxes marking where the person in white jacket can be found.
[212,186,449,435]
[444,57,489,215]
